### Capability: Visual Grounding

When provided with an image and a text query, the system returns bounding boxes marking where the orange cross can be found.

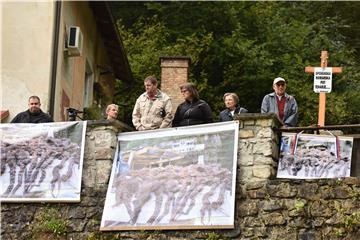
[305,51,342,126]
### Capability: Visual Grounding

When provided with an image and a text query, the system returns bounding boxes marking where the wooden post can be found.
[305,51,342,126]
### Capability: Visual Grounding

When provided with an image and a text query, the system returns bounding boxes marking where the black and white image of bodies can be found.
[278,133,353,179]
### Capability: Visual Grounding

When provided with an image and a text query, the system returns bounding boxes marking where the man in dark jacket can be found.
[11,96,54,123]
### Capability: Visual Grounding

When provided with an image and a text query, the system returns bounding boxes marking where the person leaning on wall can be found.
[105,104,119,122]
[11,95,54,123]
[132,75,173,131]
[219,92,248,122]
[261,77,298,127]
[173,83,213,127]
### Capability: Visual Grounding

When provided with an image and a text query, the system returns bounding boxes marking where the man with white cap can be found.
[261,77,298,127]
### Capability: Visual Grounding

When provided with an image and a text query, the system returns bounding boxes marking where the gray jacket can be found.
[261,92,298,127]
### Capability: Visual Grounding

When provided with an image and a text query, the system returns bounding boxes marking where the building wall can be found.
[2,114,360,239]
[0,1,116,122]
[1,2,55,122]
[54,1,114,121]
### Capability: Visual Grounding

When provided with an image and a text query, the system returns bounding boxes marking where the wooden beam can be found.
[305,66,343,74]
[278,124,360,132]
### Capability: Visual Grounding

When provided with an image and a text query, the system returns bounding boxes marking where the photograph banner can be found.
[277,133,353,179]
[0,121,87,202]
[100,121,239,230]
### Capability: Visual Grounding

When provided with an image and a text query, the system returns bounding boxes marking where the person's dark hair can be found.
[28,95,41,102]
[144,75,158,85]
[179,83,199,101]
[223,92,239,105]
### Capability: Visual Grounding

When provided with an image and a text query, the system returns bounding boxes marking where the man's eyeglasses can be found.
[276,82,285,87]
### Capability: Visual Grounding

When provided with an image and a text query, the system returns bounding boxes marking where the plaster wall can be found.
[54,1,116,121]
[1,2,54,121]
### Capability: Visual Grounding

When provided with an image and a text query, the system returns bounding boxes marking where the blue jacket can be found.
[261,92,298,127]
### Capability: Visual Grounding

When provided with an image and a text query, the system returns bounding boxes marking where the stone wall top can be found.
[235,113,282,126]
[86,119,134,132]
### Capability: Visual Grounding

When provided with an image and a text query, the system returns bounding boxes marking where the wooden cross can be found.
[305,51,342,126]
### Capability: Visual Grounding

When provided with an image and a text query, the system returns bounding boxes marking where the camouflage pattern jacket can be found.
[132,90,173,131]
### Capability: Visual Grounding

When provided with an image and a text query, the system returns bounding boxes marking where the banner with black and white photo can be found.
[277,133,353,179]
[100,121,239,231]
[0,121,87,202]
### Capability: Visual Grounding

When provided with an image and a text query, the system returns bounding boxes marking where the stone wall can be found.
[235,114,281,182]
[2,115,360,240]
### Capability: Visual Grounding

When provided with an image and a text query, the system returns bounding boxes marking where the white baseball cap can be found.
[273,77,286,85]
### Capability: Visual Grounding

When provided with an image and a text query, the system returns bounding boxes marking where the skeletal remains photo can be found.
[101,122,238,230]
[0,122,86,201]
[104,163,232,227]
[277,133,353,179]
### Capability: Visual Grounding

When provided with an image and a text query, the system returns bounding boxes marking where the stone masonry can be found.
[1,115,360,240]
[160,56,190,116]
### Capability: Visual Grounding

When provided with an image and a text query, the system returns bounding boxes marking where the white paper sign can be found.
[314,67,332,93]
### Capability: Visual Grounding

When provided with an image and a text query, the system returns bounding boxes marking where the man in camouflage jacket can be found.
[132,76,173,131]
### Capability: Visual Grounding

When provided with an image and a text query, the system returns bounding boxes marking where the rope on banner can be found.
[326,130,341,160]
[291,131,304,161]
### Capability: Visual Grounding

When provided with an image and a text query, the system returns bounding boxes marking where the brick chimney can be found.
[160,56,190,115]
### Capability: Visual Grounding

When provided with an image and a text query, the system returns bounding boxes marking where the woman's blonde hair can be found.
[106,104,119,113]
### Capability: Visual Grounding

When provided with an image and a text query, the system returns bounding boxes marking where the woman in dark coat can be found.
[173,83,213,127]
[219,92,248,122]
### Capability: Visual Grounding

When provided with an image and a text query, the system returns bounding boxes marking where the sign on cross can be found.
[305,51,342,127]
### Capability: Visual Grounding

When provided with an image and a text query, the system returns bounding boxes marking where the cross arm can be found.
[305,67,343,74]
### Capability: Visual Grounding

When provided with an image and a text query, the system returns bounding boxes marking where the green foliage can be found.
[264,193,271,201]
[30,208,69,239]
[86,232,99,240]
[348,186,360,200]
[332,211,360,238]
[294,199,306,212]
[206,231,227,240]
[333,227,346,238]
[344,211,360,231]
[86,232,121,240]
[83,104,103,120]
[110,2,360,126]
[333,200,344,213]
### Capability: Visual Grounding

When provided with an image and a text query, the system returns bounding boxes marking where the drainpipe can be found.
[49,1,61,118]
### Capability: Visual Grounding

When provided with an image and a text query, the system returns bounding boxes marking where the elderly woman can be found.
[173,83,213,127]
[105,104,119,121]
[219,93,248,122]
